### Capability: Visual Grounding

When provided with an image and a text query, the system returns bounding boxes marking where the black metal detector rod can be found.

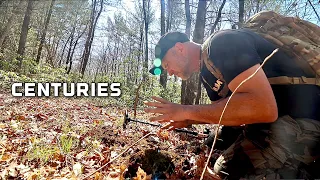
[124,110,202,136]
[128,117,162,127]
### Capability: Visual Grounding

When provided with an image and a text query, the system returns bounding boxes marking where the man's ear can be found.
[175,42,186,55]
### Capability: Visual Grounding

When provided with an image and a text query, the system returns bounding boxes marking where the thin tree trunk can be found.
[45,35,55,67]
[239,0,245,28]
[185,0,191,38]
[110,40,117,78]
[160,0,165,36]
[183,0,206,105]
[67,40,77,74]
[255,0,260,13]
[165,0,172,32]
[136,25,144,84]
[17,0,34,69]
[0,0,23,47]
[66,26,75,67]
[36,0,55,63]
[66,24,86,73]
[80,0,96,75]
[115,39,119,77]
[142,0,149,82]
[53,38,60,64]
[80,0,103,76]
[194,0,207,105]
[159,0,167,88]
[59,34,71,67]
[307,0,320,22]
[210,0,226,34]
[181,0,191,104]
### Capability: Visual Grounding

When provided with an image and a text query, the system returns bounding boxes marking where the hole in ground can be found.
[125,148,175,179]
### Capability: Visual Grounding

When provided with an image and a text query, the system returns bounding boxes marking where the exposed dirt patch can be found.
[125,149,175,179]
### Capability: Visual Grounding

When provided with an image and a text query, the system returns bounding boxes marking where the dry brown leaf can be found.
[0,123,6,128]
[119,164,127,180]
[52,152,65,162]
[157,130,169,140]
[133,167,152,180]
[106,171,120,180]
[35,113,48,121]
[27,172,38,180]
[1,153,11,161]
[94,172,103,180]
[19,115,26,120]
[93,119,101,125]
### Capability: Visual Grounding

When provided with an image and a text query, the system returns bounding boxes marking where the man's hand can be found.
[161,120,191,131]
[144,96,188,122]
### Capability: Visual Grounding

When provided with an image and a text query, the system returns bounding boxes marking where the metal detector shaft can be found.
[128,118,161,127]
[124,110,203,136]
[128,117,199,135]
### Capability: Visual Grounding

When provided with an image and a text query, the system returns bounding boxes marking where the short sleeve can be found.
[208,30,261,84]
[201,77,222,101]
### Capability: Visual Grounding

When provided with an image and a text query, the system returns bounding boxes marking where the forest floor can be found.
[0,92,218,180]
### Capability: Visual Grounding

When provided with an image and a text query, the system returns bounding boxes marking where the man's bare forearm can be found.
[186,92,277,126]
[187,119,208,125]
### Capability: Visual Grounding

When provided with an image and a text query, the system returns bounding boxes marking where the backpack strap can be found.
[201,47,229,98]
[268,76,320,86]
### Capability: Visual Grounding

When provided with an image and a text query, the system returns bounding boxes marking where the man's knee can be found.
[212,138,255,179]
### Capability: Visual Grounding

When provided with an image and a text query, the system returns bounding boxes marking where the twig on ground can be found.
[200,48,279,180]
[81,132,156,180]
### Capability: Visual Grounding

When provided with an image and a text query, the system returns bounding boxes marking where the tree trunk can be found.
[181,0,191,104]
[66,26,75,71]
[165,0,172,32]
[53,38,60,64]
[193,0,207,105]
[36,0,55,64]
[80,0,103,76]
[0,0,23,48]
[136,25,144,84]
[239,0,245,28]
[160,0,165,35]
[183,0,206,105]
[184,0,191,38]
[255,0,260,13]
[142,0,149,82]
[210,0,226,34]
[159,0,167,89]
[59,34,71,67]
[17,0,34,68]
[66,24,86,74]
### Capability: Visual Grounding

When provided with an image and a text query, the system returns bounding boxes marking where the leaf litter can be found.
[0,93,218,179]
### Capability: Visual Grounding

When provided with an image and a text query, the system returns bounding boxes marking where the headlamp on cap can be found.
[153,58,162,75]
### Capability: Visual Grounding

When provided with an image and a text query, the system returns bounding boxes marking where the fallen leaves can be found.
[0,153,11,162]
[73,162,83,177]
[0,93,216,179]
[133,167,151,180]
[157,130,169,140]
[35,113,48,121]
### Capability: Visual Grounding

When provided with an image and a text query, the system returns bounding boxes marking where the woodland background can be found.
[0,0,319,107]
[0,0,319,179]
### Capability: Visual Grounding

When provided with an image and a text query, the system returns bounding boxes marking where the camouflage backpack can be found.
[201,11,320,98]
